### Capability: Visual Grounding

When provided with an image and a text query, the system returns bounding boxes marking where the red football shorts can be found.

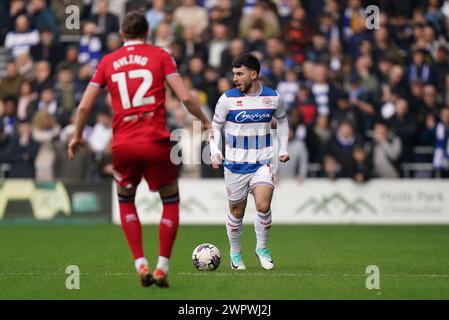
[112,140,178,191]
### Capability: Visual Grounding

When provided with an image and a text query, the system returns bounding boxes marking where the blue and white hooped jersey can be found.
[212,85,287,174]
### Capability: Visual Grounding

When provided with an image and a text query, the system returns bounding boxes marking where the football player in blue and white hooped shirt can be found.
[209,53,290,270]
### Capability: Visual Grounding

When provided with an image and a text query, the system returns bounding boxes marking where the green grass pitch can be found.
[0,224,449,299]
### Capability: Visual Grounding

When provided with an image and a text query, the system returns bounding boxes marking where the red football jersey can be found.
[89,41,178,148]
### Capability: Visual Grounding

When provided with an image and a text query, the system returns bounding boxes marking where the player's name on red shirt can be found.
[112,54,149,71]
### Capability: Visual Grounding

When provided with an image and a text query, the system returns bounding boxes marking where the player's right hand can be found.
[202,120,212,132]
[211,152,224,169]
[68,137,84,160]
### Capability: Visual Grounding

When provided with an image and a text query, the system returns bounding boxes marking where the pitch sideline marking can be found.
[0,272,448,279]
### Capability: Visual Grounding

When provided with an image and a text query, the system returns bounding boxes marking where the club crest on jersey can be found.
[263,97,272,105]
[236,100,243,106]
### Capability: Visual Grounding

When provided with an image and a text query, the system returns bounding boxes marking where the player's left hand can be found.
[211,152,224,169]
[279,154,290,163]
[68,137,84,160]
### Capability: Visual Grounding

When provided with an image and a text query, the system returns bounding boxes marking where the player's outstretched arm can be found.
[209,120,224,169]
[68,85,102,160]
[166,74,211,131]
[276,116,290,163]
[274,95,290,163]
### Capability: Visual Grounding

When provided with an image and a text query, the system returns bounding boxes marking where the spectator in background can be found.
[105,32,122,53]
[215,0,240,37]
[422,84,443,118]
[434,46,449,92]
[0,62,23,103]
[78,20,102,68]
[179,26,208,65]
[352,144,372,183]
[277,114,309,182]
[310,63,338,116]
[88,109,112,160]
[53,124,91,180]
[306,32,329,63]
[409,80,426,119]
[146,0,166,36]
[342,0,365,50]
[263,37,293,71]
[17,80,38,121]
[187,56,207,92]
[30,28,64,73]
[1,0,26,46]
[174,0,209,38]
[1,96,18,136]
[318,11,340,42]
[331,91,364,136]
[354,55,378,95]
[277,70,299,110]
[28,0,59,39]
[388,97,419,165]
[203,67,220,112]
[91,0,120,48]
[418,112,437,149]
[347,75,376,134]
[244,25,265,53]
[5,119,40,178]
[239,2,281,39]
[284,6,312,65]
[32,60,53,94]
[373,27,403,64]
[328,38,344,77]
[4,14,40,59]
[433,107,449,177]
[207,23,229,69]
[153,22,173,52]
[31,110,60,181]
[57,46,81,77]
[266,56,285,89]
[91,0,126,23]
[325,121,361,178]
[408,48,438,86]
[220,38,246,77]
[307,114,331,163]
[296,86,317,126]
[370,121,402,178]
[319,154,341,180]
[27,85,59,121]
[54,66,76,127]
[15,53,34,78]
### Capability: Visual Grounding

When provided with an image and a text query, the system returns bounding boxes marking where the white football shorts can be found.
[224,164,275,204]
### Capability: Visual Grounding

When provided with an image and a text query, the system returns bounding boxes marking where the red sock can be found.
[159,193,180,258]
[118,194,144,260]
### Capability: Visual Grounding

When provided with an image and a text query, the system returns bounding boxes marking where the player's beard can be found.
[236,80,252,94]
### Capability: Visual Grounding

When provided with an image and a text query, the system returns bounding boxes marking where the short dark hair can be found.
[121,11,149,39]
[374,119,389,129]
[232,53,260,75]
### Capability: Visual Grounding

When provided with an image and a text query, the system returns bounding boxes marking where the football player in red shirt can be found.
[68,12,211,288]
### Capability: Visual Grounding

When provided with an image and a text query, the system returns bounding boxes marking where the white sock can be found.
[156,256,169,273]
[226,213,243,254]
[254,209,272,249]
[134,257,148,271]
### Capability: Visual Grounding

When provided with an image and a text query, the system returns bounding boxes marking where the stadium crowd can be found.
[1,0,449,182]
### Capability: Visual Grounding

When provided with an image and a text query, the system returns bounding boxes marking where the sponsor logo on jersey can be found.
[227,109,274,123]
